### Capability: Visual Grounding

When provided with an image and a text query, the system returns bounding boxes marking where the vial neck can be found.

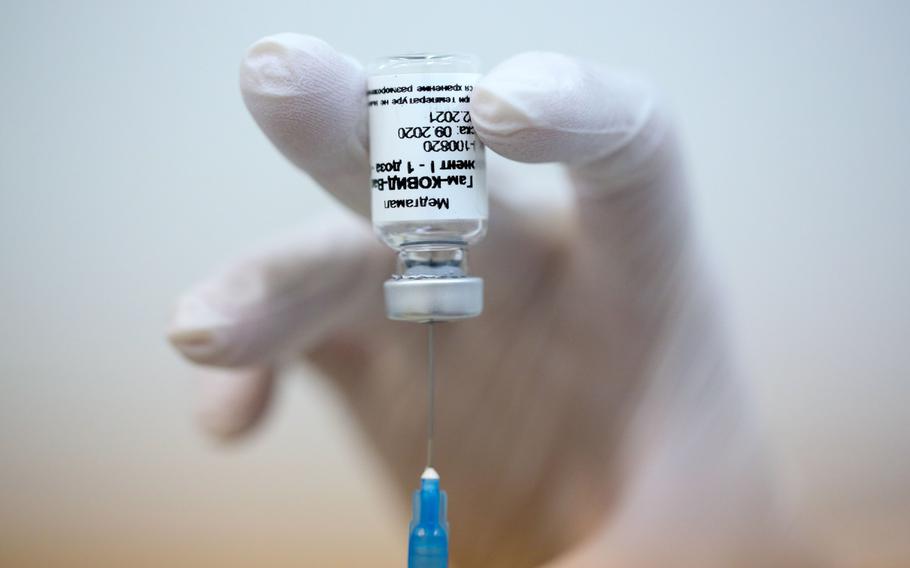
[396,244,469,279]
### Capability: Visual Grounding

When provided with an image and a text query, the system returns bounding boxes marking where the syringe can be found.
[408,323,449,568]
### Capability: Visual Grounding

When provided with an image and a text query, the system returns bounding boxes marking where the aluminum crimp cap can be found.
[384,276,483,322]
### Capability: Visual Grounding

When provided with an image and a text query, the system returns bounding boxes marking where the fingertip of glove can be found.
[239,33,357,100]
[471,52,593,162]
[167,266,268,366]
[471,85,534,136]
[237,33,368,171]
[167,294,234,365]
[472,52,661,166]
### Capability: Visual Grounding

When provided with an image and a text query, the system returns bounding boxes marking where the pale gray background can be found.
[0,1,907,566]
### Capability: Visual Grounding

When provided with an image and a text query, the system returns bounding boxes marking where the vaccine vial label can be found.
[368,73,487,224]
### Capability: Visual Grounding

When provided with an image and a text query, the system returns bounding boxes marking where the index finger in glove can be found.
[471,52,675,192]
[470,53,690,293]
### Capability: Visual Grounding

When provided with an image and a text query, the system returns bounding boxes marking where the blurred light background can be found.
[0,1,907,566]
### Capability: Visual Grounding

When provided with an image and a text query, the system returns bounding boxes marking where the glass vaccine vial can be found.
[367,54,487,321]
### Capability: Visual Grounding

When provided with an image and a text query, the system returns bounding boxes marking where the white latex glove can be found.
[169,34,818,568]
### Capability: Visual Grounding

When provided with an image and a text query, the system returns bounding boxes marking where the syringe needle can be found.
[426,321,436,470]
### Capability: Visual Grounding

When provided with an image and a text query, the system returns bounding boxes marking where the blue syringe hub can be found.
[408,467,449,568]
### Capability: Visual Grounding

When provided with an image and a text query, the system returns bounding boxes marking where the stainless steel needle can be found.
[426,321,436,470]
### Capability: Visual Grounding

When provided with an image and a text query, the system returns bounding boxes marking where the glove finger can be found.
[168,214,388,368]
[240,33,369,216]
[471,52,690,287]
[471,52,673,189]
[195,365,275,440]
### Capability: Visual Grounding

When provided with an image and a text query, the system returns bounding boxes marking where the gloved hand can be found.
[169,34,814,568]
